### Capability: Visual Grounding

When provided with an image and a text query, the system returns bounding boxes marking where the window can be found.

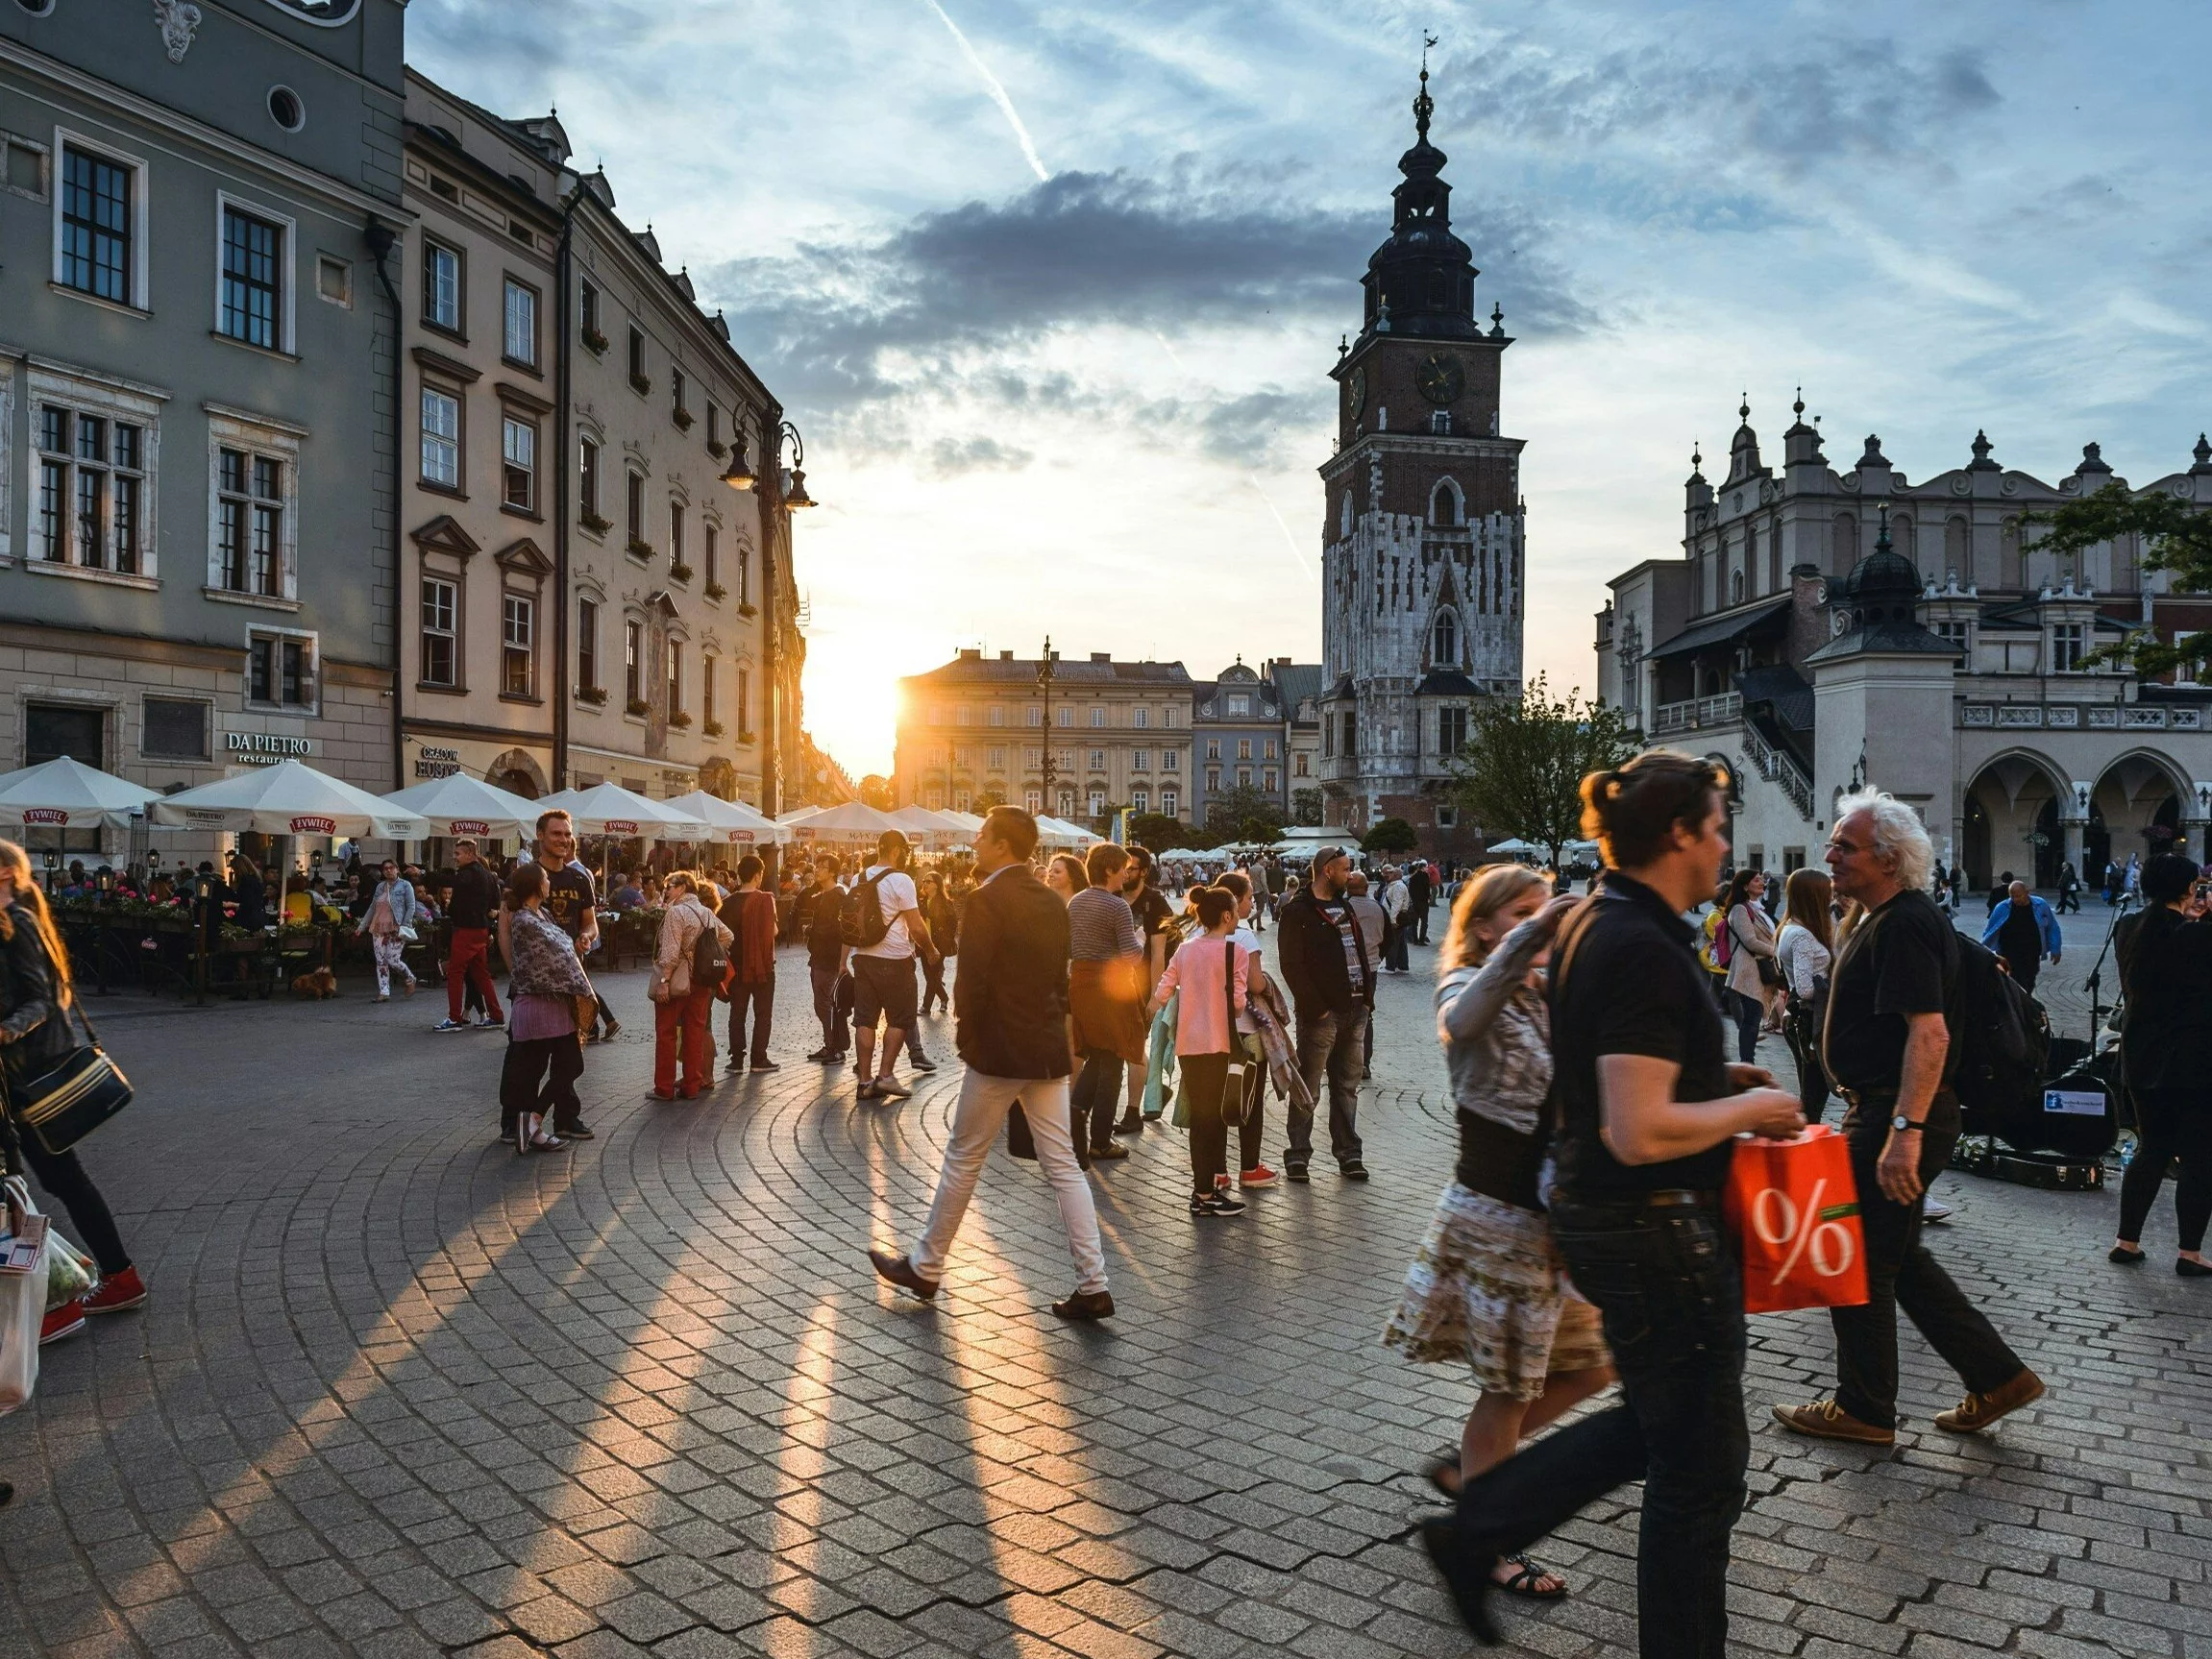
[1294,751,1310,777]
[1238,768,1252,787]
[1264,739,1278,760]
[1933,619,1969,656]
[1132,749,1150,770]
[579,279,601,346]
[627,324,648,390]
[34,403,147,573]
[420,577,457,686]
[1431,410,1452,436]
[502,278,537,367]
[624,618,644,705]
[501,415,535,510]
[1088,790,1105,817]
[577,598,600,691]
[1438,705,1468,755]
[1163,705,1181,727]
[315,254,350,306]
[669,500,685,570]
[987,746,1006,769]
[701,657,717,727]
[2052,622,2086,673]
[988,705,1005,727]
[218,204,283,350]
[1163,749,1179,771]
[1237,739,1252,761]
[141,696,209,762]
[1025,789,1042,813]
[1162,788,1178,817]
[1058,789,1075,817]
[59,143,132,304]
[707,403,721,451]
[248,631,314,708]
[626,473,645,546]
[704,524,719,590]
[578,435,601,520]
[1132,788,1149,813]
[1227,695,1250,717]
[423,238,461,333]
[738,544,751,605]
[1090,706,1106,727]
[1206,739,1220,761]
[1056,705,1072,727]
[1207,769,1221,792]
[1432,610,1459,667]
[1133,706,1149,728]
[1263,769,1276,792]
[737,667,750,734]
[503,595,535,696]
[671,367,687,424]
[1436,803,1458,829]
[1088,749,1105,769]
[1026,705,1043,726]
[420,386,460,488]
[215,449,284,596]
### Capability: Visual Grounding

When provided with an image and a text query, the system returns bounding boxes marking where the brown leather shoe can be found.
[1934,1369,2044,1434]
[1050,1288,1115,1321]
[1771,1399,1895,1445]
[868,1249,940,1300]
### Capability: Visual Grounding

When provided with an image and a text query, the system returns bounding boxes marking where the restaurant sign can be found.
[413,744,463,780]
[226,732,314,766]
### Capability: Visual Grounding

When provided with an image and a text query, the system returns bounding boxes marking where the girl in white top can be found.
[1774,867,1836,1119]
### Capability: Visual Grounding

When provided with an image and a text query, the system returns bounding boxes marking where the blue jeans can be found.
[1449,1195,1749,1659]
[1288,1008,1364,1166]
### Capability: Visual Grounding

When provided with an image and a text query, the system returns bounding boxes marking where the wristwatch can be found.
[1890,1113,1925,1132]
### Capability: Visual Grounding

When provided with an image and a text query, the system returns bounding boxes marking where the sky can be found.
[409,0,2212,779]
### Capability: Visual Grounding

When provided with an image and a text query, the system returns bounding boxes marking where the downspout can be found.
[553,185,584,790]
[365,221,404,796]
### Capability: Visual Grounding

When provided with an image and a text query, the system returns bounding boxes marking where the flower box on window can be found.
[578,685,609,705]
[703,581,727,602]
[706,438,727,459]
[629,372,651,395]
[673,407,695,431]
[580,510,612,536]
[626,537,654,561]
[737,601,758,619]
[702,719,725,738]
[737,728,757,745]
[625,696,651,718]
[668,710,693,728]
[669,562,695,584]
[582,327,609,355]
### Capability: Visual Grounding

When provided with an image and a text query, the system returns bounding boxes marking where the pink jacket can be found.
[1151,935,1250,1056]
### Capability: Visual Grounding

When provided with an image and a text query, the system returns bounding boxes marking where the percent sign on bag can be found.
[1725,1128,1871,1313]
[1748,1178,1857,1286]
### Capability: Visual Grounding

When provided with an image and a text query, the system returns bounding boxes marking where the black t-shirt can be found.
[1549,870,1735,1197]
[447,862,500,931]
[1821,889,1957,1099]
[804,886,846,969]
[1996,902,2040,969]
[543,863,597,941]
[1132,884,1178,964]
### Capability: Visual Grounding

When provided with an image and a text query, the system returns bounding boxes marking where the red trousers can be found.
[446,927,503,1023]
[653,988,716,1096]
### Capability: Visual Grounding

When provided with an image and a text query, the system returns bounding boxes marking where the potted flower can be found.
[578,685,609,705]
[580,510,613,536]
[674,407,695,431]
[670,561,695,583]
[737,728,757,745]
[627,536,654,560]
[702,718,725,738]
[626,696,652,718]
[669,710,693,728]
[582,326,609,355]
[706,438,727,459]
[704,581,727,601]
[629,371,651,396]
[737,601,758,619]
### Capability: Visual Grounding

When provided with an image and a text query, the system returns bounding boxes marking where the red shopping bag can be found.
[1722,1124,1870,1313]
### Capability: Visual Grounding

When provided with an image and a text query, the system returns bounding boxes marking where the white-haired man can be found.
[1774,789,2043,1447]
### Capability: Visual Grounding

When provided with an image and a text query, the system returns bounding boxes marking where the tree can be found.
[1203,783,1287,847]
[857,774,895,811]
[1449,673,1640,866]
[1360,816,1418,855]
[973,786,1007,811]
[1124,813,1185,854]
[2025,483,2212,677]
[1290,787,1324,826]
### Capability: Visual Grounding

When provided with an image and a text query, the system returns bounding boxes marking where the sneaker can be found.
[1207,1192,1247,1216]
[560,1125,595,1141]
[1089,1142,1129,1161]
[909,1056,938,1073]
[872,1078,912,1100]
[1112,1113,1143,1136]
[1285,1162,1310,1183]
[1934,1369,2045,1434]
[1921,1194,1954,1224]
[750,1060,780,1074]
[806,1048,835,1062]
[83,1266,146,1314]
[375,992,390,1004]
[432,1018,471,1033]
[1239,1165,1278,1188]
[1339,1160,1370,1182]
[39,1301,86,1345]
[476,1016,504,1030]
[1770,1398,1895,1446]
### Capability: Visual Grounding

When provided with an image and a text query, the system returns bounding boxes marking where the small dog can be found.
[291,966,338,1000]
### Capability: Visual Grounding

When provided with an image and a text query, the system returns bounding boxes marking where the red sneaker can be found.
[1240,1165,1279,1188]
[84,1265,146,1314]
[40,1300,86,1345]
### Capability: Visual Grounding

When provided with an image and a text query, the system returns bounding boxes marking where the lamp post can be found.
[1038,636,1056,817]
[724,418,817,823]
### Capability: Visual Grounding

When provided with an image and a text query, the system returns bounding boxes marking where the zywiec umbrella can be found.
[661,792,788,846]
[1034,816,1099,849]
[152,759,429,841]
[529,781,710,840]
[381,773,543,843]
[885,803,964,848]
[782,800,897,842]
[0,756,160,830]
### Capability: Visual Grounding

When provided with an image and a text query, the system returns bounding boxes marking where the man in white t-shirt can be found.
[852,829,937,1102]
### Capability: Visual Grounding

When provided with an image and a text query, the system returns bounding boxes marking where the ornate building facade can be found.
[1317,66,1519,859]
[1597,400,2212,888]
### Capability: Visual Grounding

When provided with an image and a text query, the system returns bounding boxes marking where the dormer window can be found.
[2052,622,2086,673]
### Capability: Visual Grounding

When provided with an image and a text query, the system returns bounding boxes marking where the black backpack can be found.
[840,869,894,950]
[1948,933,2051,1128]
[692,908,727,986]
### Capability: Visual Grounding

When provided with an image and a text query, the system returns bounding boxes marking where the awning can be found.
[1647,594,1792,660]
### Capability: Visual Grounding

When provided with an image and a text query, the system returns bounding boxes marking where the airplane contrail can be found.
[922,0,1049,183]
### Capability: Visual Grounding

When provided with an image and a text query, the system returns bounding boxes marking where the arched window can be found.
[1944,515,1970,575]
[1430,479,1462,528]
[1730,569,1745,605]
[1432,609,1459,667]
[1339,492,1353,538]
[1832,513,1856,571]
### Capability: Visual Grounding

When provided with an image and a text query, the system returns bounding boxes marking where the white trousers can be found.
[371,934,413,995]
[912,1070,1108,1295]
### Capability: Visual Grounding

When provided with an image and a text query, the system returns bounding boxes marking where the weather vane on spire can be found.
[1414,32,1438,139]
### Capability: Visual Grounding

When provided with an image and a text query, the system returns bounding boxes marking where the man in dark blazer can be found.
[869,806,1113,1321]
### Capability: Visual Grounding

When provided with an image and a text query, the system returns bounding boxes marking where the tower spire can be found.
[1414,33,1438,141]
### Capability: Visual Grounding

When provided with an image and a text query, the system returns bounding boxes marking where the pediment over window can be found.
[644,589,681,618]
[495,536,552,577]
[410,514,481,559]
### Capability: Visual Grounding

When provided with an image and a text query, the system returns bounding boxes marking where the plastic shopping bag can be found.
[1723,1125,1870,1314]
[0,1176,48,1415]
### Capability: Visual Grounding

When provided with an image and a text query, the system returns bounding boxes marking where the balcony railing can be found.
[1739,721,1814,820]
[1651,693,1741,736]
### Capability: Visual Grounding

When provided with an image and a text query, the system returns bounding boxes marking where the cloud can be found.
[926,435,1036,476]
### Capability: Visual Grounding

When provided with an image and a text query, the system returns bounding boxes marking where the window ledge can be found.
[501,356,544,379]
[203,586,302,614]
[499,692,545,706]
[244,702,320,719]
[210,330,299,364]
[49,281,150,320]
[415,681,469,695]
[28,561,159,592]
[499,502,545,523]
[418,480,469,502]
[421,321,468,349]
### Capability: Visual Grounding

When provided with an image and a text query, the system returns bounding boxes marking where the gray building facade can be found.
[0,0,406,853]
[1191,659,1287,824]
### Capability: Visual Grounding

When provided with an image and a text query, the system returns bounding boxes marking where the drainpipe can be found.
[553,184,584,790]
[365,220,405,797]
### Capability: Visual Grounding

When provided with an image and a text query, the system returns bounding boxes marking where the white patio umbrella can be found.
[886,803,960,847]
[661,791,789,846]
[530,781,709,839]
[786,799,898,842]
[381,772,541,842]
[775,804,824,826]
[153,759,429,840]
[1035,815,1098,848]
[938,809,986,830]
[1486,837,1541,855]
[0,755,160,830]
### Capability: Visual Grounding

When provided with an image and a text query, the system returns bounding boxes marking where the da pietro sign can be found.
[226,732,314,766]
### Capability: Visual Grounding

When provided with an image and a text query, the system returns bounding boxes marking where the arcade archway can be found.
[1960,750,2068,891]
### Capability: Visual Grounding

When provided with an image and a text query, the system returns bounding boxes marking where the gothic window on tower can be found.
[1432,610,1459,668]
[1431,480,1462,527]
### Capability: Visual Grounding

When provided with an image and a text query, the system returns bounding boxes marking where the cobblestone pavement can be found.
[0,915,2203,1659]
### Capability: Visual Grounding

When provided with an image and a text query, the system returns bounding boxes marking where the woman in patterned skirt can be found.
[1384,863,1616,1599]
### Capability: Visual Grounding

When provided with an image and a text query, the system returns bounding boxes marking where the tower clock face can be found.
[1416,352,1464,406]
[1347,365,1367,419]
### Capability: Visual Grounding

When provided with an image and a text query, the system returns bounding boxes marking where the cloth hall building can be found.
[1595,400,2212,890]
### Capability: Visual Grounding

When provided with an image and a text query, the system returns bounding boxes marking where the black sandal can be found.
[1495,1552,1568,1600]
[2109,1245,2146,1264]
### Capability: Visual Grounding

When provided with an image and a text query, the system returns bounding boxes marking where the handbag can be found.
[11,996,135,1157]
[1736,910,1782,989]
[0,1175,47,1415]
[1218,941,1254,1127]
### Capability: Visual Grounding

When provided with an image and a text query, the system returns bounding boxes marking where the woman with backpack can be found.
[1776,868,1835,1120]
[1722,868,1782,1063]
[650,870,732,1101]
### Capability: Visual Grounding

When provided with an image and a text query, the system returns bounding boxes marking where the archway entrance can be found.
[2092,751,2186,882]
[1960,752,2066,891]
[484,747,547,800]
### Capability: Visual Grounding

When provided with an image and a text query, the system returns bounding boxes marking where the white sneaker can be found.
[1922,1194,1954,1224]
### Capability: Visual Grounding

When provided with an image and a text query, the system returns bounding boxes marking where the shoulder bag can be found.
[1218,940,1255,1127]
[10,996,134,1158]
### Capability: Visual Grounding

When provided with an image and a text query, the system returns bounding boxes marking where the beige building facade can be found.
[895,650,1194,825]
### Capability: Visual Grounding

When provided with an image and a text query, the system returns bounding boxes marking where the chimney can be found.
[956,648,981,662]
[1091,651,1110,663]
[999,650,1013,660]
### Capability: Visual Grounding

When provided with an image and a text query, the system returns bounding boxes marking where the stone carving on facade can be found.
[153,0,203,62]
